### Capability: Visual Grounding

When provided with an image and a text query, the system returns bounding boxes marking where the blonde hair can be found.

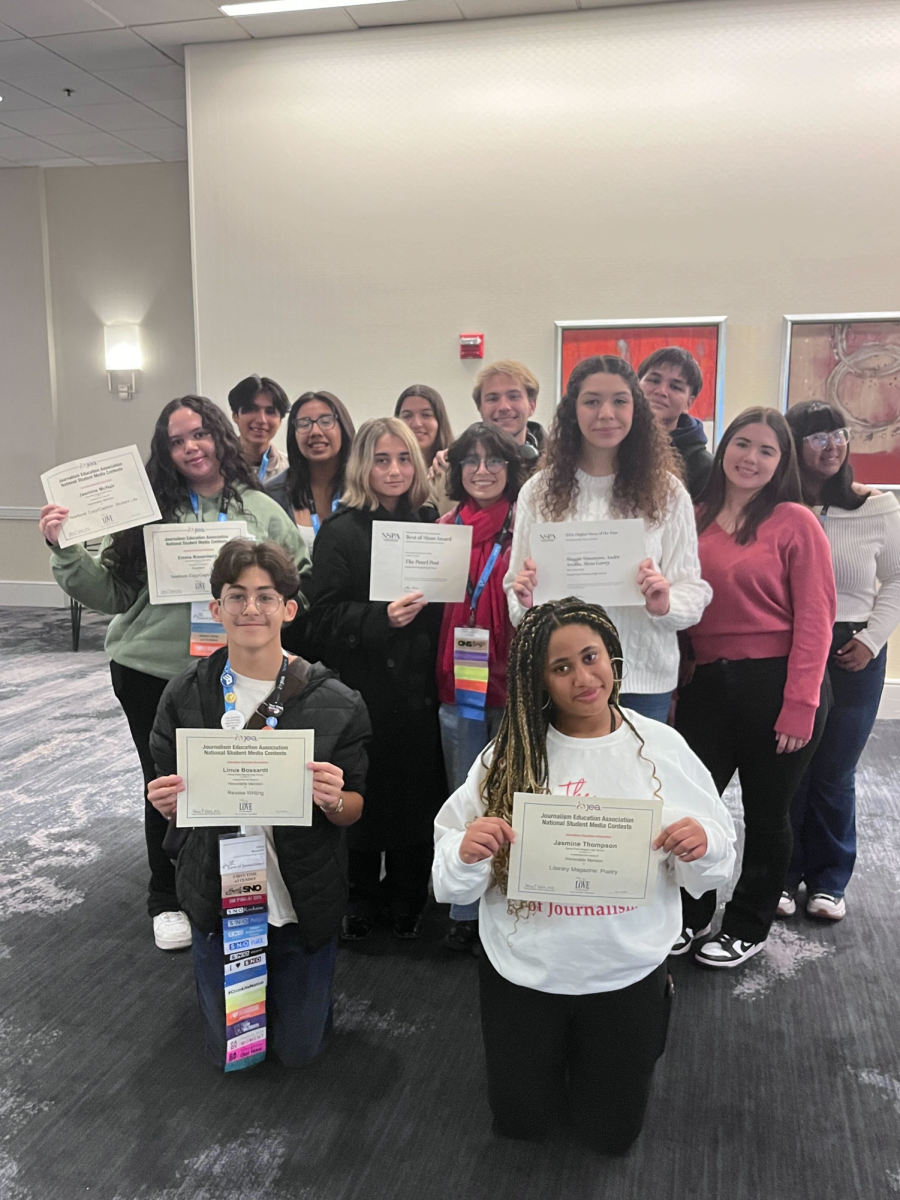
[342,417,432,513]
[473,360,540,407]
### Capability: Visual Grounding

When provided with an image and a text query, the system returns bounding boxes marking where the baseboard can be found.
[876,679,900,720]
[0,579,68,607]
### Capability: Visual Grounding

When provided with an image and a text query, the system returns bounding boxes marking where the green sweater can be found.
[50,487,311,680]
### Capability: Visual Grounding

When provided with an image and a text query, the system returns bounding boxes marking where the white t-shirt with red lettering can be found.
[432,712,736,994]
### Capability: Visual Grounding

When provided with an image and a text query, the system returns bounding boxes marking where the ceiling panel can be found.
[458,0,577,14]
[96,0,224,22]
[141,95,186,124]
[0,0,121,38]
[41,128,143,156]
[0,106,98,135]
[0,132,60,158]
[67,99,174,131]
[0,37,68,79]
[0,83,52,110]
[95,63,185,102]
[117,125,186,157]
[9,66,130,106]
[133,19,250,65]
[233,10,357,37]
[348,0,464,27]
[0,23,22,40]
[36,29,171,72]
[86,151,159,164]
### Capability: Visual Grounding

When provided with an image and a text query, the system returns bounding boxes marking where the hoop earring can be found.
[542,693,553,711]
[609,656,628,683]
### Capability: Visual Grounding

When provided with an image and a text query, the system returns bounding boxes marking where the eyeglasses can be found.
[220,592,284,615]
[803,427,850,451]
[460,456,507,473]
[295,413,337,431]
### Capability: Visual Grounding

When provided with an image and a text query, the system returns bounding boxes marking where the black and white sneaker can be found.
[694,932,766,969]
[669,923,712,956]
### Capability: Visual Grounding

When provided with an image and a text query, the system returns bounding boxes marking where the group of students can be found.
[38,348,900,1153]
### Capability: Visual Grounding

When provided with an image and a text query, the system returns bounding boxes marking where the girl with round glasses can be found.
[267,390,356,547]
[434,423,525,951]
[779,401,900,923]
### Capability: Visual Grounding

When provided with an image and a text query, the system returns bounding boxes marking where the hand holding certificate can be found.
[145,522,249,604]
[531,520,647,607]
[506,793,662,904]
[40,445,161,548]
[176,728,314,827]
[369,521,473,603]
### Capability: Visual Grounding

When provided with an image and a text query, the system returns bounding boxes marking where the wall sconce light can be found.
[104,324,142,400]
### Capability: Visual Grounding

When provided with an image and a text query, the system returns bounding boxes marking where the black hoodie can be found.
[669,413,714,501]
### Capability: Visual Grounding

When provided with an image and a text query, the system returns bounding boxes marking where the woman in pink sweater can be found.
[674,408,836,968]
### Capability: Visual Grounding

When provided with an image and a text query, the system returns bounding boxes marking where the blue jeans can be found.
[439,702,504,922]
[192,923,337,1069]
[786,646,886,898]
[619,691,672,723]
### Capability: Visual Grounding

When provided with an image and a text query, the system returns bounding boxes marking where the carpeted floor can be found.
[1,607,899,1200]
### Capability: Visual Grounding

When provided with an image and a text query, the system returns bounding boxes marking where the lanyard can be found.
[221,653,289,731]
[311,496,340,537]
[455,505,514,627]
[189,490,229,522]
[257,449,270,482]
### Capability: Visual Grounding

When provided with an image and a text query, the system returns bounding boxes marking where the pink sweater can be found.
[688,503,836,741]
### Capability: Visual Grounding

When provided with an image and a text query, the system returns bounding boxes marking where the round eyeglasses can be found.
[220,592,283,615]
[803,427,850,451]
[295,413,337,431]
[460,456,507,473]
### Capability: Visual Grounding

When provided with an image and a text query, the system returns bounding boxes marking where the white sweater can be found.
[816,491,900,656]
[433,714,736,994]
[503,470,712,694]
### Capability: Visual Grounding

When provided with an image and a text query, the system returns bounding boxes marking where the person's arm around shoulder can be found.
[433,752,513,907]
[503,472,540,627]
[643,476,712,631]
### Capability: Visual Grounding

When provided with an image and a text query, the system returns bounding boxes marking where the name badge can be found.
[453,626,489,721]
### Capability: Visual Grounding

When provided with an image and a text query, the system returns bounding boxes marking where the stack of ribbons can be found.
[219,833,269,1072]
[453,627,490,720]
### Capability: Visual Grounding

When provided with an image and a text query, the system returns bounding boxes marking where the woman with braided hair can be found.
[433,599,735,1153]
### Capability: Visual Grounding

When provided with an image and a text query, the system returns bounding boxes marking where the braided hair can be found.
[482,597,663,898]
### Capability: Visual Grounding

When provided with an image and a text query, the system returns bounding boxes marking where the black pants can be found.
[109,661,178,917]
[478,955,671,1155]
[675,657,829,943]
[348,842,434,923]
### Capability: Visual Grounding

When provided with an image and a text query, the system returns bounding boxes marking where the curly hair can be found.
[481,597,662,899]
[540,355,680,523]
[101,395,260,587]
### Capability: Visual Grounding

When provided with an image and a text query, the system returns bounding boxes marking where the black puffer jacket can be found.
[149,648,371,950]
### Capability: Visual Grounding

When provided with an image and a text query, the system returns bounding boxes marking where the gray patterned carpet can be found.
[2,607,899,1200]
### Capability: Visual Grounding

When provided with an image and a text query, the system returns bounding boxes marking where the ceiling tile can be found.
[67,100,173,131]
[141,95,185,124]
[0,23,22,40]
[0,132,59,159]
[132,18,250,65]
[86,152,160,164]
[0,0,121,38]
[457,0,576,14]
[0,37,66,79]
[36,29,170,72]
[10,66,129,106]
[35,156,88,166]
[116,124,185,156]
[347,0,463,26]
[0,83,52,110]
[0,106,96,135]
[95,0,223,21]
[95,63,185,102]
[232,9,357,37]
[41,128,140,156]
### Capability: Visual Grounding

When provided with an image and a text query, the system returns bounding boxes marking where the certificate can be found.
[506,793,662,905]
[144,522,248,604]
[176,729,314,827]
[369,521,473,602]
[40,445,161,548]
[531,519,646,607]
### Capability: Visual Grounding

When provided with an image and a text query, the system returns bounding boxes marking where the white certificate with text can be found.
[40,445,161,548]
[531,519,646,607]
[176,728,314,827]
[369,521,473,602]
[144,521,248,604]
[506,793,662,905]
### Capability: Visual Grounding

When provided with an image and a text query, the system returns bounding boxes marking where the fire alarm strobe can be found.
[459,333,484,359]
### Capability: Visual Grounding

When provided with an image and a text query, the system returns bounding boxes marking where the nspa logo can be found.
[380,531,401,543]
[538,532,556,542]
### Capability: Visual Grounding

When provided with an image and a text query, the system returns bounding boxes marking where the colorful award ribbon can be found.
[219,833,268,1072]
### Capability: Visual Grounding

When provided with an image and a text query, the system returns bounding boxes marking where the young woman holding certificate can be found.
[307,417,446,940]
[39,396,309,952]
[674,408,835,967]
[435,422,524,951]
[506,355,711,722]
[433,598,735,1153]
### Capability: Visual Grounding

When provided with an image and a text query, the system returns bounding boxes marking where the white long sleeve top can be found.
[503,470,712,694]
[433,714,736,994]
[816,491,900,656]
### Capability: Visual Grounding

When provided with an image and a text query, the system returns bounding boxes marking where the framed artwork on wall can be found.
[781,313,900,488]
[554,316,727,447]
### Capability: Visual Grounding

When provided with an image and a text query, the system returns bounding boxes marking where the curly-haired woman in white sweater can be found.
[505,355,711,721]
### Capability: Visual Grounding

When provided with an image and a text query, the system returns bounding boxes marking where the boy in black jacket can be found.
[638,346,715,501]
[148,538,370,1069]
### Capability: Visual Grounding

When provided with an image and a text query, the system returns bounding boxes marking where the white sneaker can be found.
[694,932,766,969]
[776,890,797,918]
[153,911,192,950]
[807,893,846,921]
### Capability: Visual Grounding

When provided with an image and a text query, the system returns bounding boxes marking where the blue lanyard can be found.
[311,496,340,537]
[456,505,514,626]
[257,449,270,482]
[221,654,289,730]
[189,491,229,522]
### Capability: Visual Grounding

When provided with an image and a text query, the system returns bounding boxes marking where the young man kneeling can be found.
[148,539,369,1069]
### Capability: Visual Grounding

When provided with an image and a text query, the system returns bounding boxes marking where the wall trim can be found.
[0,579,67,607]
[0,506,41,520]
[876,679,900,720]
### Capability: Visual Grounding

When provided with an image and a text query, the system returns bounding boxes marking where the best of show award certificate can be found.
[531,519,647,607]
[506,793,663,905]
[144,521,248,604]
[176,729,314,828]
[368,521,474,602]
[40,445,162,548]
